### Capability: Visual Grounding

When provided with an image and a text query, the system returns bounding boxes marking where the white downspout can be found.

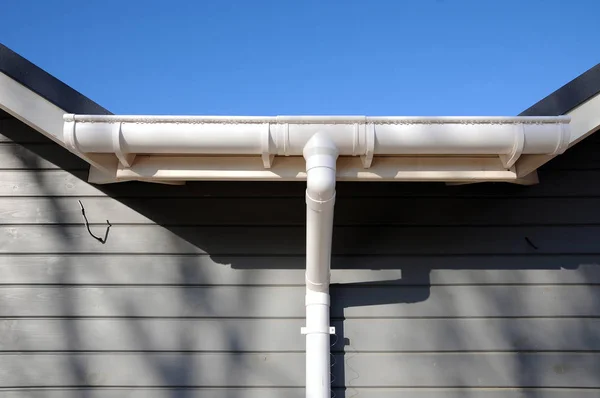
[302,133,339,398]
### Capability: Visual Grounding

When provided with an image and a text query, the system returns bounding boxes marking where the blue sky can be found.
[1,0,599,115]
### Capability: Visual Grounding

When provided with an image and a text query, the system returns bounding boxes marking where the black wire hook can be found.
[78,200,112,244]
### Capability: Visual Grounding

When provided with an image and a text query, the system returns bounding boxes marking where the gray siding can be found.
[0,110,599,397]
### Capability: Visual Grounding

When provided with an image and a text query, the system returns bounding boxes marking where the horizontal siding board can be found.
[0,225,598,254]
[0,255,597,285]
[0,171,97,196]
[2,170,600,198]
[0,144,87,170]
[336,318,600,352]
[2,197,600,226]
[1,318,599,352]
[0,389,596,398]
[0,352,598,387]
[0,285,598,317]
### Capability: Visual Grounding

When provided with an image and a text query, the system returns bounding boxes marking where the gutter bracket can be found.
[360,122,375,168]
[112,122,136,168]
[500,124,524,169]
[261,123,274,168]
[275,117,291,156]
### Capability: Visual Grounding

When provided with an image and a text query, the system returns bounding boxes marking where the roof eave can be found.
[1,43,600,185]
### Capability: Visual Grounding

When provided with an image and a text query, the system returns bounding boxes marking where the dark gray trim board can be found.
[519,63,600,116]
[0,43,110,115]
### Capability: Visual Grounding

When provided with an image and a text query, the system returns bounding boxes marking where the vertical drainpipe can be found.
[302,133,339,398]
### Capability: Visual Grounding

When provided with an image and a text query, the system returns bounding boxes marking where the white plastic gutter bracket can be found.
[275,117,291,156]
[361,123,375,168]
[262,123,274,168]
[500,124,524,168]
[112,122,136,168]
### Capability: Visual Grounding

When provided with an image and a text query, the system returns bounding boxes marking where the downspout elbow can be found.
[303,133,339,293]
[303,132,339,202]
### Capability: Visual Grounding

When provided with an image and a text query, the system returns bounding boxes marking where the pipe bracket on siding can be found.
[301,326,336,335]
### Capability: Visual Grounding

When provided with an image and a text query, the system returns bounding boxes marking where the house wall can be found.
[0,110,599,397]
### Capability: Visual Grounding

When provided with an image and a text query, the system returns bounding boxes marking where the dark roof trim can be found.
[520,63,600,116]
[1,43,599,118]
[0,43,110,115]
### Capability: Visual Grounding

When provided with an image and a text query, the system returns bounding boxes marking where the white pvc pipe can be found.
[303,133,338,398]
[305,291,332,398]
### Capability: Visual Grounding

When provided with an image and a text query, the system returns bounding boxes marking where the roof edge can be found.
[0,43,110,115]
[520,63,600,116]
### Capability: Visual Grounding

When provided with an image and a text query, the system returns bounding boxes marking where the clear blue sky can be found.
[1,0,599,115]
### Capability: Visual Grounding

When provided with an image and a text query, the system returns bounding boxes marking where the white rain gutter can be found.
[63,114,570,398]
[63,115,571,183]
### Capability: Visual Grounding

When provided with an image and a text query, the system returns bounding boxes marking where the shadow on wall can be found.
[3,116,600,397]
